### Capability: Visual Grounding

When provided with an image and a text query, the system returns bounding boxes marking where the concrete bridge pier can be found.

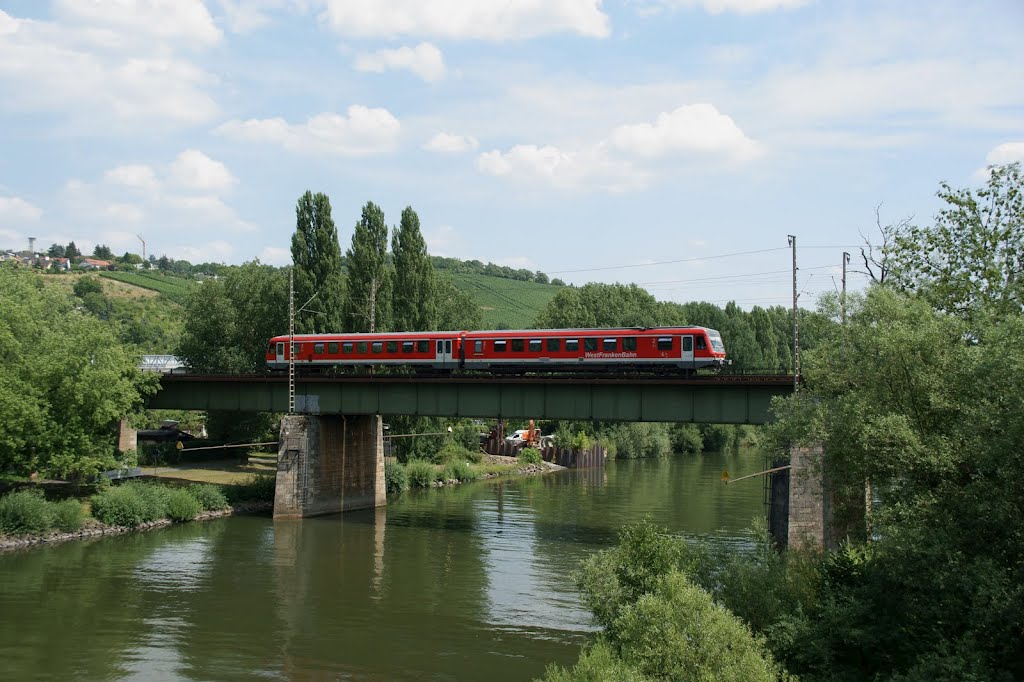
[274,414,386,518]
[784,443,865,550]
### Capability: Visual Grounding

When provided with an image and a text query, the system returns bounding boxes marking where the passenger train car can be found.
[266,327,727,374]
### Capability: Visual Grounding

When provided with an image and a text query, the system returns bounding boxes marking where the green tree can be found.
[118,251,143,265]
[891,162,1023,325]
[391,206,435,331]
[177,261,287,373]
[534,283,661,328]
[47,243,65,258]
[92,244,114,260]
[0,266,158,480]
[344,201,392,332]
[291,191,345,333]
[750,306,781,371]
[434,274,482,330]
[65,241,80,259]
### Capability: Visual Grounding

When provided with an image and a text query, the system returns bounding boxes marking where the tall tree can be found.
[891,162,1024,324]
[92,244,114,260]
[291,191,345,333]
[343,201,392,332]
[391,206,435,331]
[47,243,65,258]
[65,241,80,259]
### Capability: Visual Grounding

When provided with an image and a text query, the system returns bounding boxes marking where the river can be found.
[0,450,767,680]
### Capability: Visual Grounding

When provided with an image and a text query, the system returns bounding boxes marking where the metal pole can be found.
[288,268,295,415]
[841,251,850,325]
[788,235,799,391]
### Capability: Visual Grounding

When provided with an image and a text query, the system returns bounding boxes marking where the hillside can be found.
[449,272,561,329]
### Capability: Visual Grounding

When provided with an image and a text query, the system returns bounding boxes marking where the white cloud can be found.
[477,143,647,192]
[424,132,479,154]
[104,203,146,223]
[259,246,292,265]
[104,164,160,190]
[0,196,43,223]
[173,239,235,263]
[610,103,762,161]
[0,8,220,129]
[643,0,810,14]
[985,142,1024,166]
[54,0,223,48]
[354,42,446,82]
[216,107,402,156]
[216,0,307,33]
[168,150,238,192]
[319,0,610,40]
[424,224,459,256]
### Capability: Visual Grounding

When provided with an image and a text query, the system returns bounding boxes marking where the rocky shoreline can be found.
[0,500,273,553]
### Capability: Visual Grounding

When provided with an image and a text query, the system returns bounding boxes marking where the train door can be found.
[681,334,694,369]
[276,341,285,366]
[435,338,455,368]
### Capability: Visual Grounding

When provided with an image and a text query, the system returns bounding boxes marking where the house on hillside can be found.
[78,258,113,270]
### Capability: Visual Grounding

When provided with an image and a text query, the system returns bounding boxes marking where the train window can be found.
[357,342,368,354]
[314,343,324,354]
[696,336,707,350]
[445,340,452,353]
[276,342,284,356]
[529,339,542,352]
[494,340,507,353]
[437,340,443,353]
[584,338,598,352]
[328,342,338,354]
[603,338,617,351]
[657,337,673,351]
[372,342,383,353]
[417,340,429,353]
[547,338,560,352]
[343,343,353,354]
[386,341,398,353]
[683,336,693,352]
[624,337,637,351]
[292,342,300,356]
[402,341,414,353]
[512,339,524,352]
[566,339,579,352]
[474,340,484,353]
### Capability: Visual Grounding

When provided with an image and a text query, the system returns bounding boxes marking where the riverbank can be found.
[0,499,273,553]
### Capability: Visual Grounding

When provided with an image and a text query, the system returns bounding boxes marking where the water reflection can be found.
[0,450,768,681]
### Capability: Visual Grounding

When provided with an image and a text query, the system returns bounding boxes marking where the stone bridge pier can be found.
[274,414,386,518]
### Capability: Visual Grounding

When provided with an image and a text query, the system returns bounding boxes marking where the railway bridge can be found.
[145,373,818,544]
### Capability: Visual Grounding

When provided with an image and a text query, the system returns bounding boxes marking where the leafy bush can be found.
[188,484,229,511]
[135,482,170,522]
[91,485,149,527]
[225,474,276,503]
[449,420,482,451]
[0,489,53,535]
[406,459,437,488]
[570,431,592,451]
[443,459,475,482]
[385,460,408,495]
[52,498,84,532]
[613,423,673,459]
[517,448,542,465]
[165,488,202,521]
[670,423,704,454]
[431,440,468,464]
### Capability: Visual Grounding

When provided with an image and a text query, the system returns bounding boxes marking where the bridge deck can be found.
[150,373,795,424]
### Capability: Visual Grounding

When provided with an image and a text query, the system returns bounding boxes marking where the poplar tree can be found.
[391,206,436,331]
[343,201,392,332]
[291,191,345,333]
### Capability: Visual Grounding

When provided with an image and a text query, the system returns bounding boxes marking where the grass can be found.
[450,272,562,329]
[99,271,198,304]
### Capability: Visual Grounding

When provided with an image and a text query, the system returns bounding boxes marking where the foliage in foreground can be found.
[541,518,788,682]
[385,460,408,495]
[0,489,56,535]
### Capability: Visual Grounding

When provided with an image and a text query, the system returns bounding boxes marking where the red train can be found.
[266,327,727,374]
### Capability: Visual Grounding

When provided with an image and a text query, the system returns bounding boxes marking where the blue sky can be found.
[1,0,1021,309]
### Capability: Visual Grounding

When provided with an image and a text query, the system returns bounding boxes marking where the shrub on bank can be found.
[165,488,203,521]
[518,449,543,465]
[91,484,149,527]
[0,489,53,535]
[52,498,84,532]
[188,484,229,511]
[225,474,276,503]
[431,440,477,465]
[385,460,408,495]
[443,459,475,482]
[406,459,436,488]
